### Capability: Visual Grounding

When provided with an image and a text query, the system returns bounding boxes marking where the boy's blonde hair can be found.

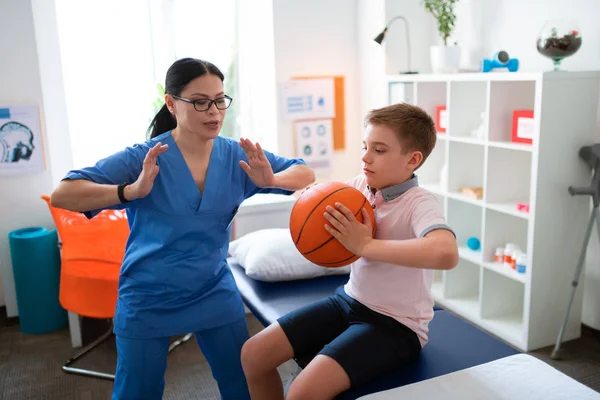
[365,103,436,170]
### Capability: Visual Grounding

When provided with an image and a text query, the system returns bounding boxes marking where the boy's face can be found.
[361,123,422,190]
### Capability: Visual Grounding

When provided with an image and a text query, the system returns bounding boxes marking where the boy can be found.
[241,103,459,400]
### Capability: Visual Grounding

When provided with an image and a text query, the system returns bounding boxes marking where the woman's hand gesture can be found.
[239,138,276,188]
[127,142,169,200]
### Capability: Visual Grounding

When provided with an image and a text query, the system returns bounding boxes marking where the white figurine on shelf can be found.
[471,112,487,140]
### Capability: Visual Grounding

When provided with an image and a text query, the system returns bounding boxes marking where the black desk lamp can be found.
[374,16,418,74]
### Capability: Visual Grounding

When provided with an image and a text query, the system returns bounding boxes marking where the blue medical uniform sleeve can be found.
[62,143,148,218]
[243,149,307,199]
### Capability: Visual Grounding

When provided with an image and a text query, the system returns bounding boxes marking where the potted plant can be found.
[424,0,461,73]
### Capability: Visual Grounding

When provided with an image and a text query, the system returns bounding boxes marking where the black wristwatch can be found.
[117,183,130,204]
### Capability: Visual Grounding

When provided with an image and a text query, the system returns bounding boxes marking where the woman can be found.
[50,57,315,399]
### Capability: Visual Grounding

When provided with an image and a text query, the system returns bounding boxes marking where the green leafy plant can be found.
[424,0,458,46]
[152,83,166,115]
[221,51,239,140]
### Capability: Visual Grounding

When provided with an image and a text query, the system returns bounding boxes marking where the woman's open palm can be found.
[239,138,275,188]
[130,142,168,199]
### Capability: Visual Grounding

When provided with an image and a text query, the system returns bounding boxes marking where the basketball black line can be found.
[318,253,359,266]
[293,187,352,245]
[303,197,368,256]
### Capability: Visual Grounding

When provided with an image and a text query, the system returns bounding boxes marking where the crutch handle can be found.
[568,186,596,196]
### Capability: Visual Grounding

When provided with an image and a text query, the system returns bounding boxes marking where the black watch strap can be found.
[117,183,130,204]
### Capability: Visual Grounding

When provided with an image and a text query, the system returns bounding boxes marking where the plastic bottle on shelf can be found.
[494,247,504,264]
[511,250,521,270]
[503,243,517,267]
[516,254,527,274]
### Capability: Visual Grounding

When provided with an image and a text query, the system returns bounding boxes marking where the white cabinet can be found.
[388,71,600,351]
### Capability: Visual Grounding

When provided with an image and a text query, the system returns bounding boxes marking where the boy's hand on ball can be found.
[324,203,373,256]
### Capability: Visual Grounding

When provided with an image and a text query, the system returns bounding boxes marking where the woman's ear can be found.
[164,94,175,115]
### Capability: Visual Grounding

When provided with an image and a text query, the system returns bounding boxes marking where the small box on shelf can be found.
[447,141,485,202]
[436,105,447,134]
[511,110,534,144]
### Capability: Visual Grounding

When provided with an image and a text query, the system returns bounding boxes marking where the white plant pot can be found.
[430,45,462,73]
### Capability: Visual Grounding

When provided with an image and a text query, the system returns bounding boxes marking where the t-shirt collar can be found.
[368,174,419,202]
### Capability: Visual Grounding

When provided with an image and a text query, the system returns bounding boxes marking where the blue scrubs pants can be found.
[112,318,250,400]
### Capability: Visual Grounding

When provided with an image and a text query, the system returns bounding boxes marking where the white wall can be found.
[452,0,600,73]
[273,0,362,183]
[384,0,437,75]
[0,0,56,314]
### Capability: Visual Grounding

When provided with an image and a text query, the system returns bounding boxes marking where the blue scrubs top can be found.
[64,131,306,339]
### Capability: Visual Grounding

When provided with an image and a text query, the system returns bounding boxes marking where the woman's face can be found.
[168,74,229,140]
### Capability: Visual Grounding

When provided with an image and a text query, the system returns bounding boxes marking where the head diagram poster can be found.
[0,105,45,175]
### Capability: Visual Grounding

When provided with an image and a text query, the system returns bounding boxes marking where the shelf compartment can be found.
[488,140,532,152]
[389,82,415,105]
[431,270,444,300]
[483,261,526,284]
[448,81,488,139]
[446,141,485,202]
[447,197,483,264]
[443,259,481,320]
[481,268,525,344]
[416,82,447,134]
[418,136,447,194]
[483,209,529,266]
[488,80,536,144]
[485,147,531,218]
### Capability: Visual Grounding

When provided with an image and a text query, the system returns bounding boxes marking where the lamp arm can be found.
[385,16,412,73]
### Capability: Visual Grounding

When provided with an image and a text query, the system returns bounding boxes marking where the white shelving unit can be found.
[388,71,600,352]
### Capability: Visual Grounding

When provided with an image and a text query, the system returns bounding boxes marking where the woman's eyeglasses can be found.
[171,95,233,112]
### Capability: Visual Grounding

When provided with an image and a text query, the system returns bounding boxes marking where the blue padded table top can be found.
[228,258,350,327]
[339,309,519,399]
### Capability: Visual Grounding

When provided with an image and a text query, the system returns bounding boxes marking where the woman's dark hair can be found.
[147,58,225,139]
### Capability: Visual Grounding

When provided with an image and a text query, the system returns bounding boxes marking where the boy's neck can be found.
[369,175,418,203]
[372,173,416,193]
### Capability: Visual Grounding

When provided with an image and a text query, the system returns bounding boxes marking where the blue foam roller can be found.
[8,226,68,334]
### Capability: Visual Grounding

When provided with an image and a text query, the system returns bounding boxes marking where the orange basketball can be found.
[290,182,376,268]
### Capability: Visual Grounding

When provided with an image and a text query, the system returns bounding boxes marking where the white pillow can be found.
[228,228,351,282]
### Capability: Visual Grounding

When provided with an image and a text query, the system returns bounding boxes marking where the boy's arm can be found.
[359,229,458,270]
[324,193,458,270]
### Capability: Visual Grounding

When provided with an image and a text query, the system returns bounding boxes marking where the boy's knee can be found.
[240,335,265,375]
[285,380,317,400]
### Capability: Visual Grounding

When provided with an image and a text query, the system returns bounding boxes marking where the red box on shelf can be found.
[511,110,534,144]
[436,105,447,134]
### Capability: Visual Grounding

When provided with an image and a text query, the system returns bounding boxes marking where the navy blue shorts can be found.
[277,287,422,387]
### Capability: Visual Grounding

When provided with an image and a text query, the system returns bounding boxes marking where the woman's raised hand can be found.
[128,142,169,200]
[239,138,275,188]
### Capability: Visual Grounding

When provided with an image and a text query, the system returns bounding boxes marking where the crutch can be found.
[551,144,600,360]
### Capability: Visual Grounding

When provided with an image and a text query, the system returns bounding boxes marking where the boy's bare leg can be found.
[241,322,294,400]
[286,355,351,400]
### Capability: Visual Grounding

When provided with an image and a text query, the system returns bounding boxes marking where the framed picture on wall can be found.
[0,104,45,176]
